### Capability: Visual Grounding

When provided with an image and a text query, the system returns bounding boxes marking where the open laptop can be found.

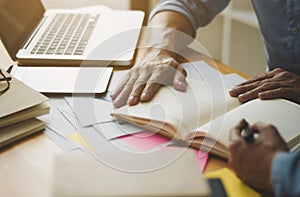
[0,0,144,66]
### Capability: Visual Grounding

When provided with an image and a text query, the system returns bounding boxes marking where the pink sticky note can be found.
[194,150,209,172]
[120,131,209,172]
[120,131,170,151]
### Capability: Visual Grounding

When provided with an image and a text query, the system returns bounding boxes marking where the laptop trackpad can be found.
[9,65,112,94]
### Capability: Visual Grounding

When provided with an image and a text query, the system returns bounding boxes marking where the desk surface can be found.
[0,1,250,196]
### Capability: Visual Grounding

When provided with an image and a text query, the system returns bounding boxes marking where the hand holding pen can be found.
[241,120,254,143]
[228,119,289,193]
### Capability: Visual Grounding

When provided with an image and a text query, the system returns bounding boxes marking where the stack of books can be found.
[0,70,49,147]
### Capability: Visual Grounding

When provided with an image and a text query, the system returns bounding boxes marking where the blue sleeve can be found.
[271,150,300,197]
[149,0,230,32]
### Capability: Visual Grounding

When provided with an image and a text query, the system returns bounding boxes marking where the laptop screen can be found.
[0,0,45,60]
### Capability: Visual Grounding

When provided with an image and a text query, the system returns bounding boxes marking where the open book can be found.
[111,79,300,159]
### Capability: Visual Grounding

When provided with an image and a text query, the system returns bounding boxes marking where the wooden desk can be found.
[0,54,248,197]
[0,1,250,196]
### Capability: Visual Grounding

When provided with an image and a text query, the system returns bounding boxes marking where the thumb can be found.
[173,65,187,91]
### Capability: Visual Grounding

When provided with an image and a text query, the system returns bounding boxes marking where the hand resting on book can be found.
[229,68,300,104]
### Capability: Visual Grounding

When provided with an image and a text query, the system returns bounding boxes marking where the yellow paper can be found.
[69,132,94,152]
[204,168,260,197]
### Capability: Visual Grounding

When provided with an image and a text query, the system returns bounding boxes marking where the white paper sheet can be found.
[10,66,113,93]
[65,97,114,127]
[93,120,143,140]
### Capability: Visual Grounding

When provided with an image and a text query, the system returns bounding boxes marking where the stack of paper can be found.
[0,71,49,147]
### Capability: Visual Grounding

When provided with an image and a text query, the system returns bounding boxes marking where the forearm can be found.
[150,11,195,38]
[146,0,229,53]
[146,11,194,55]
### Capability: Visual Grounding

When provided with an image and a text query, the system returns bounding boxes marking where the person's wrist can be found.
[139,46,177,62]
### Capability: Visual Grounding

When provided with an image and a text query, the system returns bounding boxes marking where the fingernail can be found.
[128,95,138,104]
[141,92,151,100]
[177,80,184,87]
[238,94,247,102]
[228,89,236,96]
[113,99,120,108]
[175,80,187,90]
[110,92,117,99]
[229,88,236,93]
[258,92,266,98]
[141,92,148,99]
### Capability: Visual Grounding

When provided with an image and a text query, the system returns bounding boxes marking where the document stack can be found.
[0,70,49,147]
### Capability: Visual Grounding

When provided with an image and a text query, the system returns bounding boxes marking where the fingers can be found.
[229,119,248,143]
[228,71,277,98]
[173,65,187,91]
[235,73,270,87]
[258,87,299,104]
[112,75,139,108]
[233,82,281,103]
[229,68,296,103]
[128,73,151,105]
[258,88,284,99]
[111,56,186,107]
[251,122,280,139]
[110,74,130,100]
[140,74,162,102]
[236,69,278,86]
[251,122,289,151]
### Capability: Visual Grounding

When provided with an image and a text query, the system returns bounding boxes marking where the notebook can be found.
[0,0,144,66]
[0,70,49,147]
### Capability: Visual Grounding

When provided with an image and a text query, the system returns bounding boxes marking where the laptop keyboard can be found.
[31,13,99,56]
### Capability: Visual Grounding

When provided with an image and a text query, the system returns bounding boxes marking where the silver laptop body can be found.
[0,0,144,66]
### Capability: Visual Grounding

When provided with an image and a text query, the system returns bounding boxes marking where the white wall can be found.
[194,0,266,76]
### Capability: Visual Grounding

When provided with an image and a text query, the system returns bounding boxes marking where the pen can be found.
[242,124,254,143]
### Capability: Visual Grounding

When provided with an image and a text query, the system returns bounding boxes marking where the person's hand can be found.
[228,119,289,193]
[110,48,187,108]
[229,68,300,104]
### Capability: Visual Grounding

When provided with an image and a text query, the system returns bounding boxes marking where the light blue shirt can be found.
[150,1,300,196]
[150,0,300,74]
[272,151,300,197]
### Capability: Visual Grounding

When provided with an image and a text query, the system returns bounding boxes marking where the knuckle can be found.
[278,71,291,78]
[128,71,139,79]
[268,124,278,131]
[289,78,298,84]
[162,57,176,64]
[154,63,170,73]
[147,79,159,86]
[261,83,269,88]
[254,81,263,87]
[273,68,284,73]
[124,82,134,89]
[277,87,285,94]
[134,80,147,88]
[261,81,276,89]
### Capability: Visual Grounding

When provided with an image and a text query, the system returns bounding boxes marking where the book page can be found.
[112,79,240,136]
[195,99,300,147]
